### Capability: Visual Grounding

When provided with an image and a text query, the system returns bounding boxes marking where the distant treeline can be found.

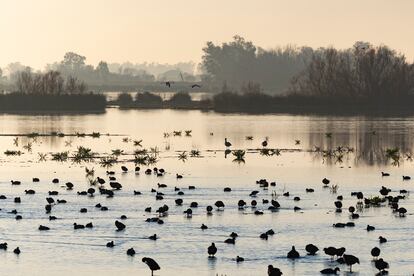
[0,70,105,112]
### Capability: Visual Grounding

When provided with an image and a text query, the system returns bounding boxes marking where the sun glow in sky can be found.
[1,0,413,69]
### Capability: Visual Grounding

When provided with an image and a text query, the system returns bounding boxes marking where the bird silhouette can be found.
[208,243,217,257]
[142,257,160,276]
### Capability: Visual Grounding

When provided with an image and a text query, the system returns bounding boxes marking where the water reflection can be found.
[0,109,414,167]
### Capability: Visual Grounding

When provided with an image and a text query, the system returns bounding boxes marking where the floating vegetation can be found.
[185,130,192,136]
[133,139,143,146]
[150,147,160,156]
[232,150,246,163]
[190,149,201,157]
[178,151,188,162]
[99,157,117,167]
[134,149,148,156]
[13,137,19,147]
[72,146,96,163]
[366,196,385,207]
[38,153,47,161]
[52,151,69,162]
[91,132,101,138]
[260,148,272,156]
[330,184,339,194]
[85,167,95,177]
[23,142,33,152]
[111,149,124,156]
[4,150,22,156]
[385,147,400,166]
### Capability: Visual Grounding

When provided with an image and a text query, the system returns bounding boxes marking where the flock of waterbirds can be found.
[0,132,412,275]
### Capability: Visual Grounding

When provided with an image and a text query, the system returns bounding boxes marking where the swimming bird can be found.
[381,172,390,177]
[322,178,330,186]
[367,225,375,231]
[379,236,387,243]
[106,241,114,248]
[371,247,380,260]
[13,247,20,255]
[320,267,340,274]
[343,254,359,272]
[374,258,389,274]
[115,220,126,231]
[236,256,244,262]
[207,243,217,257]
[191,84,201,88]
[397,207,407,217]
[224,236,235,244]
[268,265,283,276]
[39,225,50,231]
[149,234,158,240]
[215,200,225,209]
[201,224,208,230]
[305,244,319,255]
[402,175,411,180]
[142,257,160,276]
[224,138,232,147]
[126,248,136,256]
[121,166,128,172]
[287,246,300,259]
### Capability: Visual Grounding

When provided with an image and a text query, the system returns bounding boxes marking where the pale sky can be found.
[1,0,413,70]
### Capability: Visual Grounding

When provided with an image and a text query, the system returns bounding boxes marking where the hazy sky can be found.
[1,0,413,70]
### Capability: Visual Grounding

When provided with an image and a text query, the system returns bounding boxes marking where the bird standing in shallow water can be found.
[142,257,160,276]
[207,243,217,257]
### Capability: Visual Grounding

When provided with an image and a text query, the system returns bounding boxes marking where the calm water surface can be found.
[0,109,413,276]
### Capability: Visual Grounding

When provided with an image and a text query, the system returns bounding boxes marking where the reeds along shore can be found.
[0,93,106,112]
[115,91,414,115]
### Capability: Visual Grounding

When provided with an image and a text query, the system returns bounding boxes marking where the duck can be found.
[287,246,300,259]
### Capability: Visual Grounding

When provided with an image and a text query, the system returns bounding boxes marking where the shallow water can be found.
[0,109,413,276]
